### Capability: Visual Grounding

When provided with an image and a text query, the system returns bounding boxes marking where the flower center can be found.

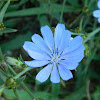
[51,54,59,63]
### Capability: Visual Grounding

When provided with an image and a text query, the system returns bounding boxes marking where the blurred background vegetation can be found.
[0,0,100,100]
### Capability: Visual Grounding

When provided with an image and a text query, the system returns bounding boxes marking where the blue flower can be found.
[23,24,85,83]
[93,0,100,23]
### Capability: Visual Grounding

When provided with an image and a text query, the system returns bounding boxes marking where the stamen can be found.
[61,59,65,60]
[56,48,59,55]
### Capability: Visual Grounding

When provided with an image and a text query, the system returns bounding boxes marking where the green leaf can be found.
[3,89,16,100]
[83,28,100,43]
[18,90,33,100]
[0,31,32,53]
[0,28,17,35]
[71,32,84,35]
[67,0,80,7]
[0,48,4,66]
[0,69,7,82]
[0,85,5,96]
[4,19,20,28]
[0,0,10,23]
[16,75,26,84]
[8,0,28,11]
[39,16,50,27]
[93,54,100,61]
[75,64,85,90]
[88,67,100,80]
[0,1,4,9]
[64,85,86,100]
[3,89,32,100]
[93,85,100,100]
[33,91,51,99]
[52,83,60,98]
[5,4,81,17]
[30,0,34,3]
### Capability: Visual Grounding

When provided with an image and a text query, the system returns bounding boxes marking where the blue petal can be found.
[93,10,100,18]
[50,64,60,83]
[97,0,100,9]
[36,64,53,82]
[98,17,100,23]
[31,34,52,56]
[25,49,50,60]
[41,25,54,53]
[23,41,43,53]
[23,41,50,60]
[54,24,65,50]
[62,45,84,62]
[58,30,71,52]
[63,45,85,57]
[25,60,49,67]
[58,64,73,81]
[63,36,83,54]
[59,61,78,70]
[63,54,84,62]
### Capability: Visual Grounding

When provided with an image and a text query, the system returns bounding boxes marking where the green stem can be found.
[14,90,20,100]
[71,32,84,35]
[60,0,66,23]
[21,82,34,98]
[85,0,88,6]
[7,65,34,99]
[69,12,83,27]
[79,16,84,30]
[7,64,16,75]
[0,1,4,9]
[14,67,33,79]
[83,28,100,43]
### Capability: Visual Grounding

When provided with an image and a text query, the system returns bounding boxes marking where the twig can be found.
[86,80,91,100]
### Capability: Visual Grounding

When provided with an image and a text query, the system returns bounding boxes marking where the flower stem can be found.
[14,67,33,79]
[60,0,66,23]
[79,16,84,31]
[7,65,34,99]
[69,12,83,27]
[21,82,34,98]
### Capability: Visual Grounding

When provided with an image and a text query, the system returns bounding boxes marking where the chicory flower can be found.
[23,24,85,83]
[93,0,100,23]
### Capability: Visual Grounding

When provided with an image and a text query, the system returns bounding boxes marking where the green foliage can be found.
[39,16,50,27]
[3,89,16,100]
[0,0,100,100]
[0,0,10,23]
[67,0,80,7]
[83,28,100,43]
[0,28,17,35]
[0,48,4,66]
[64,85,86,100]
[3,89,51,100]
[5,4,81,17]
[0,31,32,53]
[93,85,100,100]
[0,69,7,82]
[51,83,60,98]
[16,75,26,84]
[33,92,51,99]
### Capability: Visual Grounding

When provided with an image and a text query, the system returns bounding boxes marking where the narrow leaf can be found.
[0,28,17,35]
[0,31,32,53]
[0,0,10,23]
[83,28,100,43]
[5,4,81,17]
